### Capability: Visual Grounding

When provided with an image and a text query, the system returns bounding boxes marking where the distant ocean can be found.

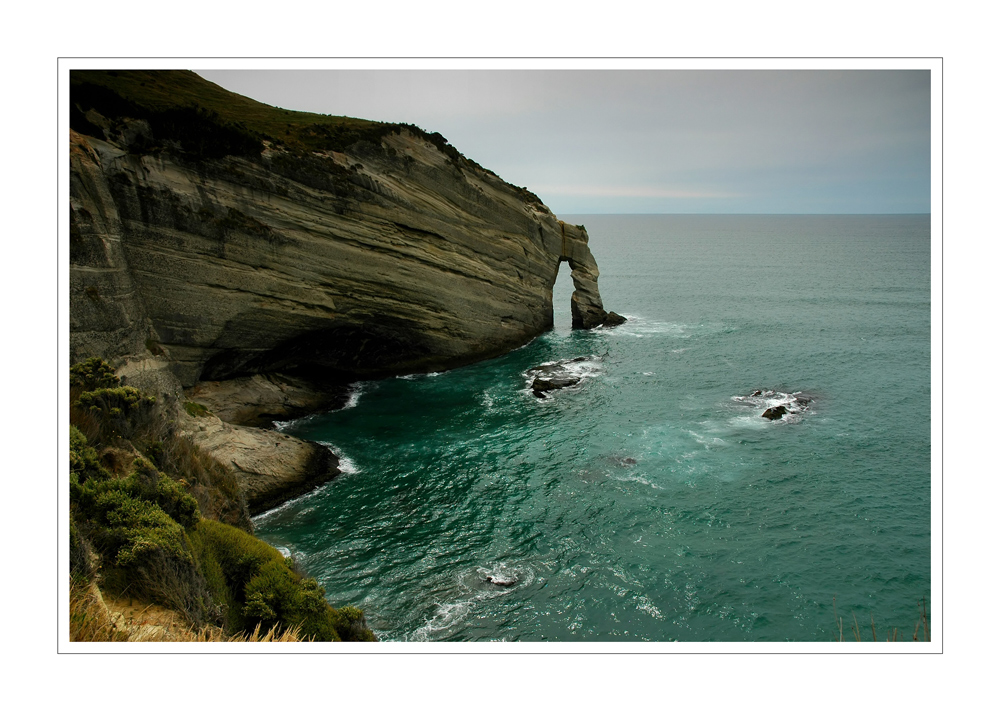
[254,214,931,642]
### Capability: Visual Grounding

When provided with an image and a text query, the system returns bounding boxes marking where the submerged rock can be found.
[736,388,814,422]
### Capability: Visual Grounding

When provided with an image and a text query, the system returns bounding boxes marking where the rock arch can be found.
[556,221,626,329]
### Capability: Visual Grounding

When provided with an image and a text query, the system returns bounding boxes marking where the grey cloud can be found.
[197,69,930,214]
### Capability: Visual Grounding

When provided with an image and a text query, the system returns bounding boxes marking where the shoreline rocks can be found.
[186,372,353,428]
[178,403,341,517]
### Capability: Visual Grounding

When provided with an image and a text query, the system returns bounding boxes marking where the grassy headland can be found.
[69,69,546,206]
[69,357,375,642]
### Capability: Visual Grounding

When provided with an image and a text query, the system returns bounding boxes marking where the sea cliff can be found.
[69,70,620,511]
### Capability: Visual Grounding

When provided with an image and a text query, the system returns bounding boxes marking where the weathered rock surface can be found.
[526,356,597,398]
[761,405,788,420]
[186,372,352,428]
[178,408,339,516]
[70,124,614,387]
[601,311,628,328]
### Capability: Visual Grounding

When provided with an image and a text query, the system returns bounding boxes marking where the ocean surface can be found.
[254,214,931,642]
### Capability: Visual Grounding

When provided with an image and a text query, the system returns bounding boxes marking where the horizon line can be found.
[555,212,932,216]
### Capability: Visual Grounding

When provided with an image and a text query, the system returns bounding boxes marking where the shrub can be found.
[90,486,191,567]
[69,425,110,486]
[75,385,157,442]
[190,519,375,641]
[70,357,120,391]
[130,457,200,529]
[76,386,155,419]
[183,400,210,417]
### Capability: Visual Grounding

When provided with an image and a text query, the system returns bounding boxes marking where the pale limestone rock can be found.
[179,407,338,516]
[186,373,350,428]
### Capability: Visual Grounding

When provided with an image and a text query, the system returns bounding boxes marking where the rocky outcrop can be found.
[186,373,352,428]
[735,389,814,422]
[526,356,600,399]
[70,123,615,388]
[761,405,788,420]
[179,408,339,516]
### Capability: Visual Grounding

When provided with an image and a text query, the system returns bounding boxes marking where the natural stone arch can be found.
[556,221,625,329]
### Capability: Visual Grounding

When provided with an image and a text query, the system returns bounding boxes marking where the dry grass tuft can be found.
[70,581,131,642]
[72,581,309,642]
[228,622,307,642]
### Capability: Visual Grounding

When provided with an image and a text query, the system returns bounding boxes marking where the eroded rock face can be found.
[70,127,614,387]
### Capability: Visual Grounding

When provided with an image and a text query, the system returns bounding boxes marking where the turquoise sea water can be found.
[254,215,931,642]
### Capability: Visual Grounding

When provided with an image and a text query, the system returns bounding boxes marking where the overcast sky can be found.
[196,69,929,215]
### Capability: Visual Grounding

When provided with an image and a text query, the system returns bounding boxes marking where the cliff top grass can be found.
[70,69,547,208]
[71,69,464,158]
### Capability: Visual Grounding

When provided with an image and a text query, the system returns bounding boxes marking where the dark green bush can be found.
[89,485,191,567]
[69,425,111,487]
[130,457,200,529]
[70,357,120,391]
[183,400,210,417]
[76,386,155,419]
[75,384,157,441]
[190,519,374,640]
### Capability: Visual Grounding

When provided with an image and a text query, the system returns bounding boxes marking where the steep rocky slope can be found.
[69,70,621,509]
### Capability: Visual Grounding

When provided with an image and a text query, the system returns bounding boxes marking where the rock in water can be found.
[762,405,789,420]
[486,575,517,587]
[527,356,597,397]
[601,311,627,328]
[532,375,582,393]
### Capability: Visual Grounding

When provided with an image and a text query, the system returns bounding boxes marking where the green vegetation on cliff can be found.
[69,357,375,641]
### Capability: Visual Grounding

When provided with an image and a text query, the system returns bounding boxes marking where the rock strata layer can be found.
[70,120,615,386]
